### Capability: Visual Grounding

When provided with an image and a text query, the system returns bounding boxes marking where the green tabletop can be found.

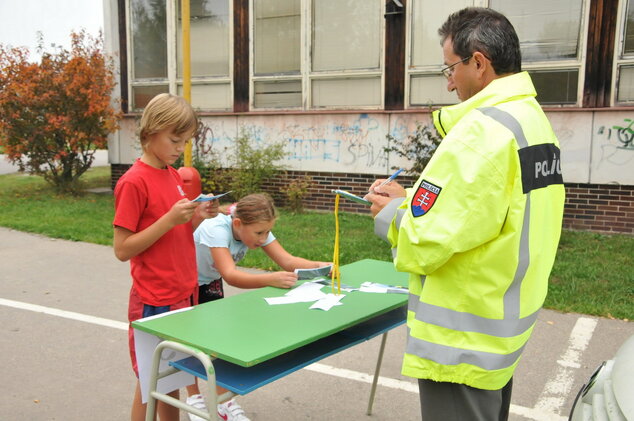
[132,259,408,367]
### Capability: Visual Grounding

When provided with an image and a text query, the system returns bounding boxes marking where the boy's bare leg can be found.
[131,380,180,421]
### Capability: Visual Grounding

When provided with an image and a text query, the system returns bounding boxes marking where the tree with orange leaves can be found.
[0,30,121,193]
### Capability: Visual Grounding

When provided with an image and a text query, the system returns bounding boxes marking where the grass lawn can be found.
[0,166,632,320]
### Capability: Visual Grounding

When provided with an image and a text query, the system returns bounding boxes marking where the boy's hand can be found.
[270,271,299,289]
[196,196,219,219]
[166,198,199,225]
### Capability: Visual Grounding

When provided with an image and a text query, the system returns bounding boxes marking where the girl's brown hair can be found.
[138,93,198,147]
[234,193,277,225]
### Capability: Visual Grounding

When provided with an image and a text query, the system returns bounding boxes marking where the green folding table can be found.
[132,259,408,421]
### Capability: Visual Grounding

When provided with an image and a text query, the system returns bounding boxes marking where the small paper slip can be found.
[264,281,326,305]
[285,281,326,299]
[310,293,345,311]
[359,282,408,294]
[294,264,333,280]
[192,191,233,202]
[331,189,371,206]
[265,296,307,305]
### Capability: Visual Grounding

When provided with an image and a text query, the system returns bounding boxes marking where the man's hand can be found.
[365,180,406,217]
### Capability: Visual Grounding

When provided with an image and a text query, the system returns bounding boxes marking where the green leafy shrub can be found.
[225,129,287,199]
[384,123,442,175]
[281,175,313,213]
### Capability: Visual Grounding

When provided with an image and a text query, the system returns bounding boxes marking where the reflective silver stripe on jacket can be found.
[406,327,527,370]
[407,106,537,368]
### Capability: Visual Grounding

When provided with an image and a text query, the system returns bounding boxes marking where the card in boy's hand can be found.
[192,191,233,202]
[331,189,371,206]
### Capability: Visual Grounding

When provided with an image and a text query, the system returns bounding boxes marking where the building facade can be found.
[104,0,634,234]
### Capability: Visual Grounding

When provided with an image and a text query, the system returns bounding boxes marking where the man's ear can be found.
[473,51,492,78]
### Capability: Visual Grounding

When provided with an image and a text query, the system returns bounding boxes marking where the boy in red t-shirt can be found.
[113,93,219,421]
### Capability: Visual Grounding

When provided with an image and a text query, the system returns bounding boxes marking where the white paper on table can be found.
[134,329,194,403]
[310,293,345,311]
[359,284,389,293]
[263,281,327,305]
[285,281,325,297]
[264,295,308,305]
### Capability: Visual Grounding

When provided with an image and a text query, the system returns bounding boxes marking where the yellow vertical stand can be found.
[331,194,341,295]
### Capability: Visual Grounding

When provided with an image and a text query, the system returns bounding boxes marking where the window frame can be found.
[404,0,591,108]
[612,0,634,105]
[126,0,234,111]
[249,0,385,111]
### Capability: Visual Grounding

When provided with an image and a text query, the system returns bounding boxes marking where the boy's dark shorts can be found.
[127,288,195,377]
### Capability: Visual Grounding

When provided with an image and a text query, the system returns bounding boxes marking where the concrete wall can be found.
[108,110,634,186]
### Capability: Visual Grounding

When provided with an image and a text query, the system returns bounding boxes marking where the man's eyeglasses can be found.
[441,55,472,78]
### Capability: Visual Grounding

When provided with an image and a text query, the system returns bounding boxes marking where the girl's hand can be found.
[166,198,199,226]
[269,271,299,289]
[311,261,333,269]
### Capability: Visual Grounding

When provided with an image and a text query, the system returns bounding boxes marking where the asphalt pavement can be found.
[1,226,632,421]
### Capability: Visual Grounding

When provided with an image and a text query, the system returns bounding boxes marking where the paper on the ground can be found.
[310,293,345,310]
[264,281,327,305]
[294,264,333,280]
[191,191,233,202]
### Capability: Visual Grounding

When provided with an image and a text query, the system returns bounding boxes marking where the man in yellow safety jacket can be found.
[365,7,565,421]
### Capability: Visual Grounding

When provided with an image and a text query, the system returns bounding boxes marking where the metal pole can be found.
[181,0,192,167]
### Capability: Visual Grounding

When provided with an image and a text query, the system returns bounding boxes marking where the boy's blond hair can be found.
[138,93,198,147]
[234,193,277,225]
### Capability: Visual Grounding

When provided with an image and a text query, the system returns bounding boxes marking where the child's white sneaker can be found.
[186,394,208,421]
[217,398,250,421]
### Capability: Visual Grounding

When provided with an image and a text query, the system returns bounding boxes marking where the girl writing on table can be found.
[185,193,330,421]
[112,93,219,421]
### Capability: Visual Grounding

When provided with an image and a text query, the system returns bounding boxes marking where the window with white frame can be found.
[129,0,169,109]
[252,0,383,110]
[407,0,587,107]
[128,0,232,111]
[614,0,634,104]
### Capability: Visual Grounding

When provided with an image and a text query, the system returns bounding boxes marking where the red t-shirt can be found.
[113,159,197,306]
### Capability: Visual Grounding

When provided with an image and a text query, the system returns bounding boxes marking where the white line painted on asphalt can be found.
[0,298,128,330]
[305,363,419,392]
[2,298,569,421]
[535,316,598,416]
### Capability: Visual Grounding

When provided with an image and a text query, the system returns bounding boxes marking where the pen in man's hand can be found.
[373,168,404,192]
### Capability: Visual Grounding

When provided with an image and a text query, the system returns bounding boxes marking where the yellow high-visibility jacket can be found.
[374,71,565,390]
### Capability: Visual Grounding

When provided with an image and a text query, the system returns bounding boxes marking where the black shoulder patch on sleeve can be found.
[518,144,563,194]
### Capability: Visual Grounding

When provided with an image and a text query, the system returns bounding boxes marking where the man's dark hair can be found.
[438,7,521,75]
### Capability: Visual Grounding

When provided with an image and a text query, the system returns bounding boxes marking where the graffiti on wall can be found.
[194,113,421,174]
[599,118,634,150]
[594,115,634,184]
[113,111,633,185]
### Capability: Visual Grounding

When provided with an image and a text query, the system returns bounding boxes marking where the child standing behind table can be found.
[185,193,331,421]
[112,93,219,421]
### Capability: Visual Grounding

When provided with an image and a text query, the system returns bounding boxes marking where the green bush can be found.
[385,122,442,175]
[281,175,313,213]
[225,129,287,199]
